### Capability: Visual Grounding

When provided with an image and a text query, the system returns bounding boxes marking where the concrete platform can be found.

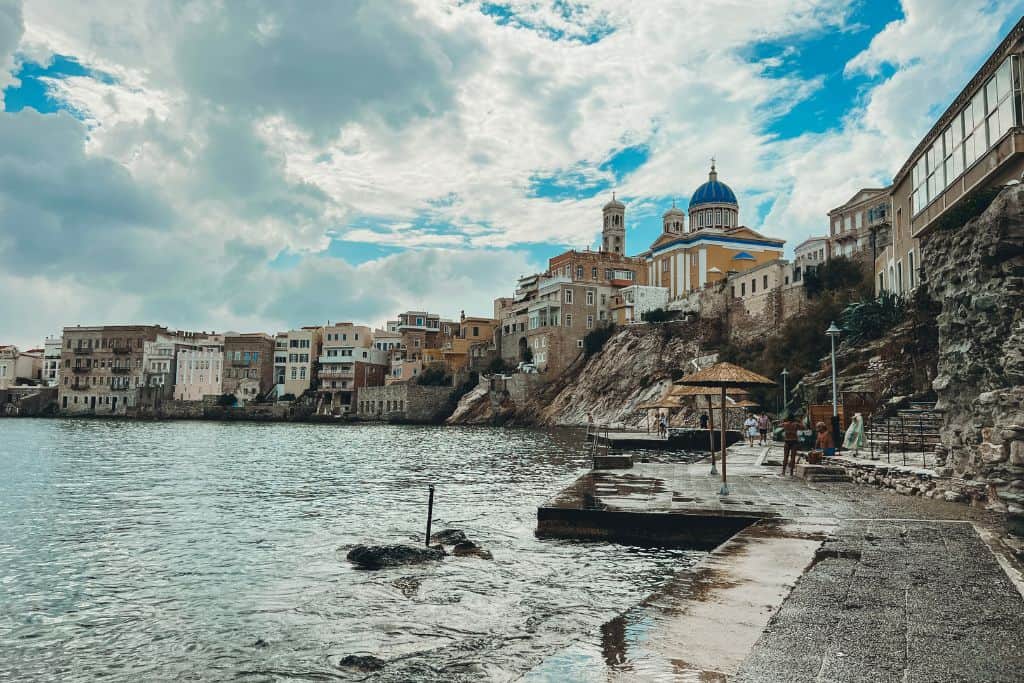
[591,428,742,452]
[537,446,836,549]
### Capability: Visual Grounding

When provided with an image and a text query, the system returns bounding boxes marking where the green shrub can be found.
[641,308,674,323]
[839,292,905,344]
[583,324,616,356]
[416,365,451,386]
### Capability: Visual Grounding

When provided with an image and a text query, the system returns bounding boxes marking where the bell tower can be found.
[601,193,626,255]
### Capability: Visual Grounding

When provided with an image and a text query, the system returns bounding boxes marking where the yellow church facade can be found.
[640,164,785,300]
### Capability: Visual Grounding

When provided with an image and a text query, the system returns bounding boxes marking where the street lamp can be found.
[826,322,842,450]
[780,368,789,413]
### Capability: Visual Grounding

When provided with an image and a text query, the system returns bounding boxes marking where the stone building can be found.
[0,345,42,389]
[882,17,1024,296]
[222,333,275,404]
[611,285,670,324]
[355,383,452,423]
[57,325,167,414]
[827,187,891,263]
[641,164,785,300]
[440,313,499,372]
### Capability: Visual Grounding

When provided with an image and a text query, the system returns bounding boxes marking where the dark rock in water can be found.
[430,528,468,545]
[346,544,444,569]
[253,638,269,648]
[338,654,385,672]
[451,540,493,560]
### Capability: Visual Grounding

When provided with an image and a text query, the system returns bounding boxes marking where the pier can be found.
[532,442,1024,680]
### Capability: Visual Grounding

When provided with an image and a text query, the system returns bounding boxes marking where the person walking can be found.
[757,412,771,446]
[781,413,800,476]
[743,413,758,448]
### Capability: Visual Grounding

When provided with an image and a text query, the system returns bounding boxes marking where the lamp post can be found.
[826,322,842,450]
[780,368,789,414]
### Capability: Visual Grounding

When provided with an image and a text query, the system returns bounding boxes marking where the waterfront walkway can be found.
[529,443,1024,681]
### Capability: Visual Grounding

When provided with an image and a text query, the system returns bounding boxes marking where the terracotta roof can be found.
[674,362,776,388]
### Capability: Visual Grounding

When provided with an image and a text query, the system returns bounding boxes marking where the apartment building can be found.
[58,325,167,414]
[792,236,831,283]
[276,327,323,398]
[174,335,225,401]
[223,333,275,404]
[881,17,1024,295]
[317,323,387,413]
[828,187,892,261]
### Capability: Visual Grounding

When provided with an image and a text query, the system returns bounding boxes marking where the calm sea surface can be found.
[0,419,699,681]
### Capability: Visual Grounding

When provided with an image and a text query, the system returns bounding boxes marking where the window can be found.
[740,283,746,296]
[577,339,584,348]
[662,259,669,273]
[576,266,584,279]
[586,290,595,306]
[564,289,573,304]
[751,279,756,294]
[591,267,598,279]
[844,215,852,232]
[586,315,594,329]
[565,314,572,327]
[290,367,297,380]
[908,250,916,289]
[763,275,768,289]
[299,367,306,380]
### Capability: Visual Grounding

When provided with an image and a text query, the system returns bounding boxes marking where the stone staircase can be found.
[795,463,852,483]
[864,401,943,455]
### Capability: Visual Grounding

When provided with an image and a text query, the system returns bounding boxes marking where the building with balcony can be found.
[881,18,1024,295]
[0,345,42,390]
[174,335,224,402]
[316,323,386,414]
[792,236,831,283]
[827,187,892,262]
[223,332,275,404]
[58,325,167,414]
[275,327,323,399]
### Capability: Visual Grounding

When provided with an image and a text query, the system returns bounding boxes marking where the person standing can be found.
[781,413,800,476]
[700,413,709,430]
[743,413,758,448]
[757,412,771,446]
[815,421,835,458]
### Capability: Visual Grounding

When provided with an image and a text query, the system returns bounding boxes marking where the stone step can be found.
[804,474,853,483]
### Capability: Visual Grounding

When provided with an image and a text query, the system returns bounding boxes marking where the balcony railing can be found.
[111,367,130,374]
[72,366,90,374]
[112,346,132,355]
[73,347,92,355]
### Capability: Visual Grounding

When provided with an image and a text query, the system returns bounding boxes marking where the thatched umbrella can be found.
[669,384,748,472]
[675,362,775,495]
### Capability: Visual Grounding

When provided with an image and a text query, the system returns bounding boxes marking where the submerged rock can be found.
[392,575,421,598]
[338,654,385,672]
[429,528,468,545]
[253,638,269,649]
[451,540,493,560]
[346,544,444,569]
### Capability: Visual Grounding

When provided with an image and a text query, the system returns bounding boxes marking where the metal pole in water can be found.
[425,485,435,547]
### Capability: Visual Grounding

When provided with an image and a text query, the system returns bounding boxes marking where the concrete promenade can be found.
[530,443,1024,681]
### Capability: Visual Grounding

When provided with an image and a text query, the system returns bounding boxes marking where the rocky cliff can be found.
[449,322,718,428]
[924,185,1024,528]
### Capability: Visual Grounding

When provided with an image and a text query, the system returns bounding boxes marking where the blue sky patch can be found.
[4,54,114,115]
[746,1,903,140]
[478,1,614,44]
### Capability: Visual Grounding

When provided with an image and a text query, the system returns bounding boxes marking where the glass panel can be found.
[985,78,998,114]
[952,116,963,146]
[986,110,997,148]
[997,59,1011,100]
[943,127,952,154]
[972,92,985,128]
[945,157,955,187]
[962,108,973,135]
[999,97,1015,138]
[963,132,975,167]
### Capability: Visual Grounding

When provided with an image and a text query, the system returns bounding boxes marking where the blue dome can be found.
[689,179,737,208]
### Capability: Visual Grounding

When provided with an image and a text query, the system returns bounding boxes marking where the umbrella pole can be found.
[708,394,717,475]
[720,386,729,496]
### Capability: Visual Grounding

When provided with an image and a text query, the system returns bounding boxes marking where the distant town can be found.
[2,18,1021,424]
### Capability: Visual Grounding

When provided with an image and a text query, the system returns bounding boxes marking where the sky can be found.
[1,0,1022,348]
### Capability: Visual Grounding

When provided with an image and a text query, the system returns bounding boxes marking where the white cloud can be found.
[0,0,1021,349]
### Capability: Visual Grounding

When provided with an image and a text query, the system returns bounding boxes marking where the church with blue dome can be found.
[638,161,786,301]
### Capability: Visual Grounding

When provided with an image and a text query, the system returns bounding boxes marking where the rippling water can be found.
[0,419,700,681]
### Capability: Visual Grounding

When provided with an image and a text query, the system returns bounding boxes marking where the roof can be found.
[690,179,738,208]
[674,362,775,388]
[603,193,625,210]
[829,187,891,214]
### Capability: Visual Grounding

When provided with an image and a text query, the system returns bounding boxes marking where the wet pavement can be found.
[534,443,1024,681]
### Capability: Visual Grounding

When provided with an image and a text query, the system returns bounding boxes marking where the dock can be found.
[587,427,742,452]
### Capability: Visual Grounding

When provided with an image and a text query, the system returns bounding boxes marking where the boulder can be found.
[338,655,385,672]
[346,544,444,569]
[430,528,468,545]
[451,540,493,560]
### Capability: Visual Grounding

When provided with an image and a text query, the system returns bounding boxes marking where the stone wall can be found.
[925,185,1024,531]
[355,384,452,423]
